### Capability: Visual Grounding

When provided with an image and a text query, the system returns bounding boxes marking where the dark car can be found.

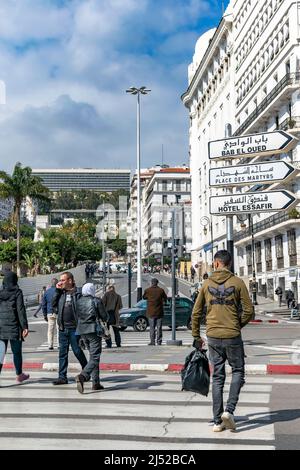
[119,296,194,332]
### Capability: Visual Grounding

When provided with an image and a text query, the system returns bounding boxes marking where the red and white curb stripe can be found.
[3,362,300,374]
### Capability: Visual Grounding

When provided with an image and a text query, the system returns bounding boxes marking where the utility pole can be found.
[167,208,182,346]
[128,254,132,308]
[225,123,234,273]
[249,214,258,305]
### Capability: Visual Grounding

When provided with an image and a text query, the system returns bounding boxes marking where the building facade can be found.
[32,169,131,193]
[142,167,192,261]
[127,166,192,265]
[183,0,300,300]
[0,198,13,221]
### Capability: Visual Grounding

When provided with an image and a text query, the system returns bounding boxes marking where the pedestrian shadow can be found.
[235,409,300,433]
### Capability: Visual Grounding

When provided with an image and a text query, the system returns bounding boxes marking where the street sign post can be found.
[209,190,297,215]
[208,130,298,160]
[209,161,297,187]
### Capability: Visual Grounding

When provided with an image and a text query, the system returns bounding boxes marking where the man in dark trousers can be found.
[143,278,167,346]
[51,272,87,385]
[102,285,123,348]
[192,250,253,433]
[275,286,283,307]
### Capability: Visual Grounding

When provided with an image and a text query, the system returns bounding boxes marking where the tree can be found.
[0,162,50,275]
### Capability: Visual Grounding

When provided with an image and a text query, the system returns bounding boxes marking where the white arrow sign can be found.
[208,130,298,160]
[209,161,297,187]
[210,190,297,215]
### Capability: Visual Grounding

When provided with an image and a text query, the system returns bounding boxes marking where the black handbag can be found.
[181,349,210,396]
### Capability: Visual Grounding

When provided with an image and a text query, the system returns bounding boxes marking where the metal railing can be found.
[234,73,300,136]
[278,116,300,131]
[234,210,300,242]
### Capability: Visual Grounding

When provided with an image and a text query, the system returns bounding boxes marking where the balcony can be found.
[234,210,300,243]
[234,73,300,136]
[278,116,300,134]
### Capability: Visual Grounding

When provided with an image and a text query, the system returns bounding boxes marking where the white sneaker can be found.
[213,422,226,432]
[221,411,236,430]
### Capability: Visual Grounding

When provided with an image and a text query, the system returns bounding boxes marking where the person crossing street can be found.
[192,250,253,432]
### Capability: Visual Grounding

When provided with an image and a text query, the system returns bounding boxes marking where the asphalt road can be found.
[12,272,300,368]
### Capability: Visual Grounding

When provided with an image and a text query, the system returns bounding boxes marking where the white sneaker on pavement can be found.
[221,411,236,430]
[213,422,226,432]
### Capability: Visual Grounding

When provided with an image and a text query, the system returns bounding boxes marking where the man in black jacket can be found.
[51,272,87,385]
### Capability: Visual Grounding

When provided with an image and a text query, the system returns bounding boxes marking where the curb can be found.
[3,362,300,375]
[250,319,280,324]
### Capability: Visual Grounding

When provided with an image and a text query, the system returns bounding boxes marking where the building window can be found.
[275,235,284,269]
[287,229,297,266]
[175,195,181,204]
[255,241,262,273]
[265,239,272,271]
[175,180,181,191]
[162,180,168,191]
[162,195,167,204]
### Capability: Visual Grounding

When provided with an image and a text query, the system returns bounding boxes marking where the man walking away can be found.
[286,289,295,309]
[0,272,30,383]
[42,278,58,350]
[102,285,123,348]
[275,286,283,307]
[192,250,253,432]
[51,272,87,385]
[75,283,109,393]
[33,286,46,318]
[190,266,196,283]
[143,278,167,346]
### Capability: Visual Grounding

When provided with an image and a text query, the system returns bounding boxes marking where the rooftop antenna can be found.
[162,144,164,166]
[222,1,225,15]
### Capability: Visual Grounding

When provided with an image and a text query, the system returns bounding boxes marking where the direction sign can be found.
[209,190,297,215]
[209,161,297,187]
[208,130,298,160]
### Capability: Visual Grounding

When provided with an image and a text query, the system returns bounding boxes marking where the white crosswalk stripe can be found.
[0,371,275,449]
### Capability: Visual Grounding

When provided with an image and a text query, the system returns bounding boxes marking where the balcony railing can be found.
[278,116,300,131]
[234,210,300,242]
[234,73,300,136]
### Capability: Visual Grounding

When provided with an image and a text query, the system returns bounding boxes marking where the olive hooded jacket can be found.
[192,269,253,339]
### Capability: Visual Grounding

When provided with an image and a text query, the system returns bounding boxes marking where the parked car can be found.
[119,296,196,332]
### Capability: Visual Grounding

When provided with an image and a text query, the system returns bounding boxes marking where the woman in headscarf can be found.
[75,283,109,394]
[0,271,29,382]
[102,284,123,348]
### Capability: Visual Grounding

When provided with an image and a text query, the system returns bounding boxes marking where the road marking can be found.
[0,371,276,450]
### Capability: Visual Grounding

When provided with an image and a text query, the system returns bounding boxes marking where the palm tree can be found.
[0,162,50,275]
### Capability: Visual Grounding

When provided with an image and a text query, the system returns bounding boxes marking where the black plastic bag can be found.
[181,349,210,396]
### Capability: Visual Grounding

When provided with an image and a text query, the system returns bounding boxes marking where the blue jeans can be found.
[149,318,163,345]
[58,328,87,380]
[1,340,23,375]
[207,335,245,424]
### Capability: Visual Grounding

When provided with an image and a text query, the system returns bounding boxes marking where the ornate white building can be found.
[183,0,300,300]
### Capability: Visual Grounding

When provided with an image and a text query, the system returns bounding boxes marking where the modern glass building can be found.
[32,169,131,193]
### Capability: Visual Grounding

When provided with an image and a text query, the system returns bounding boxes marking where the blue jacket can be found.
[42,287,57,315]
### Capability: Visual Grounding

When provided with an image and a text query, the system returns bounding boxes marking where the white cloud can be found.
[0,0,226,173]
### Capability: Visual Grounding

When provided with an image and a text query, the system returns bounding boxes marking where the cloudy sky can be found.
[0,0,228,173]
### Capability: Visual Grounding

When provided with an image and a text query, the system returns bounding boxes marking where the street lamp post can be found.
[126,86,151,302]
[166,207,182,346]
[248,214,258,305]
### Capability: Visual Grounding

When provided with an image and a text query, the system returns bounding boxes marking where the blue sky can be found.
[0,0,229,173]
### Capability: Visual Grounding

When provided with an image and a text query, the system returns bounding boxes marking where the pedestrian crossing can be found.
[33,329,195,350]
[0,371,275,449]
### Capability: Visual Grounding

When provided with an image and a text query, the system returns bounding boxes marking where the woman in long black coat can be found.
[0,272,30,382]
